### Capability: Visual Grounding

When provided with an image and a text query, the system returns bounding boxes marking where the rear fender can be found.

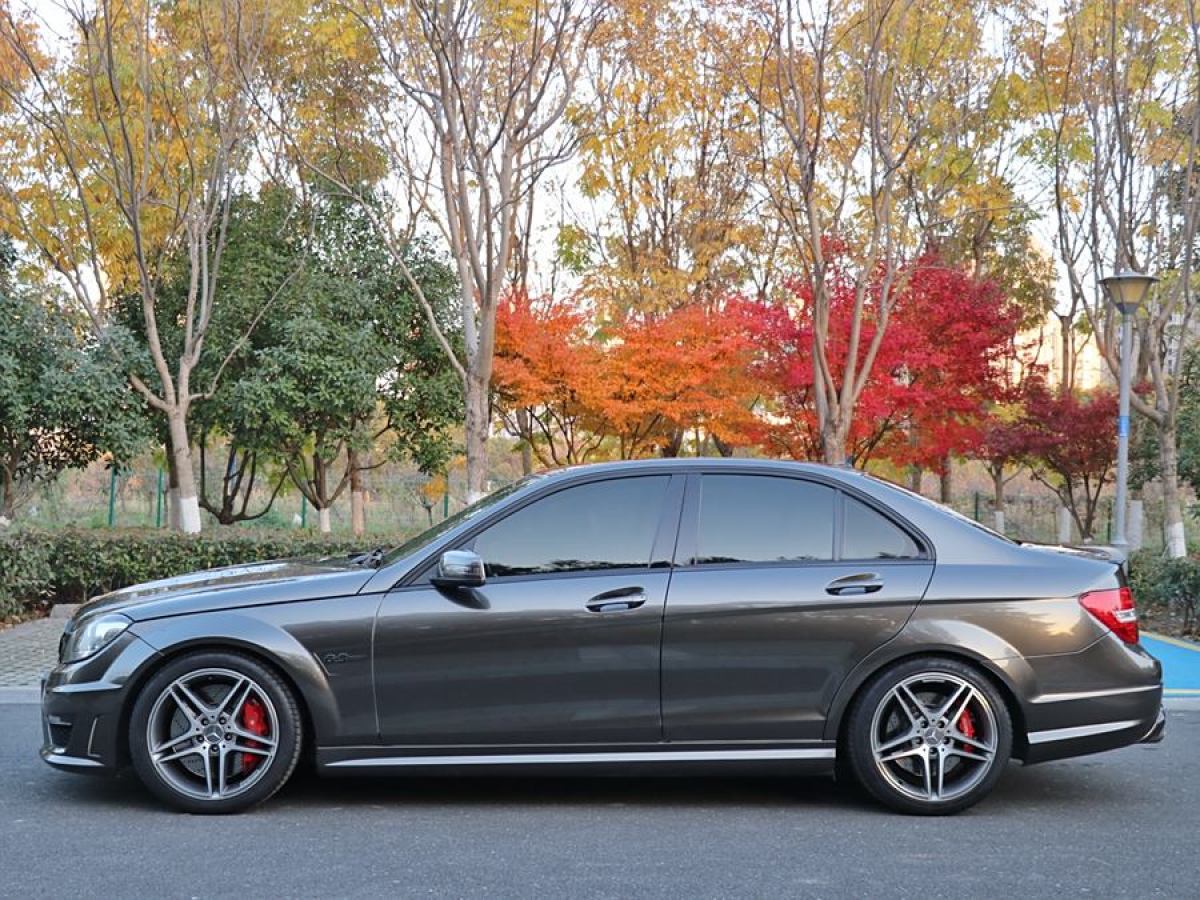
[821,619,1039,745]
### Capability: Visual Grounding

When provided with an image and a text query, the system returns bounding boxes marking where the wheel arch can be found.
[826,646,1030,756]
[118,619,335,767]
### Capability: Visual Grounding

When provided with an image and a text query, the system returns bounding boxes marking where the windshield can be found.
[377,475,540,567]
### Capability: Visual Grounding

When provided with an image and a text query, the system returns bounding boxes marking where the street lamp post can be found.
[1099,270,1157,549]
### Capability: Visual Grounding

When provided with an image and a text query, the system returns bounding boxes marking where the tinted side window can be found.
[695,475,835,565]
[472,476,670,578]
[842,496,922,560]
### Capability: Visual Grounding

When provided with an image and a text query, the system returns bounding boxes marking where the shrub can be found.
[1127,551,1200,636]
[0,529,401,618]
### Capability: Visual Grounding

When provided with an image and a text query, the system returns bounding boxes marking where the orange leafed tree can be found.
[597,303,764,458]
[493,292,608,469]
[494,291,768,465]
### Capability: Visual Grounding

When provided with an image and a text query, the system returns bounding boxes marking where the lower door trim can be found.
[324,746,836,769]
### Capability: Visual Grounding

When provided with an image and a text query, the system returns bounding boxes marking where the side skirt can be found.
[316,744,837,776]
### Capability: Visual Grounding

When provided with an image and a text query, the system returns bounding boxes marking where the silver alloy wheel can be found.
[145,667,280,801]
[869,671,998,803]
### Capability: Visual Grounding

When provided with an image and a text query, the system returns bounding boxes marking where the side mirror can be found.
[431,549,486,589]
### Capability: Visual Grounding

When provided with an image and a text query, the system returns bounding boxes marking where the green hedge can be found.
[1127,551,1200,635]
[0,529,394,618]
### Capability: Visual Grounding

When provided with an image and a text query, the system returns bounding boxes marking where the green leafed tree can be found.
[218,192,461,535]
[0,236,149,520]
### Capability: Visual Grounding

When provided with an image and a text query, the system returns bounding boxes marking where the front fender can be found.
[130,609,354,746]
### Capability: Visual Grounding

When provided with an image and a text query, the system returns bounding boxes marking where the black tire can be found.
[128,650,302,814]
[844,656,1012,815]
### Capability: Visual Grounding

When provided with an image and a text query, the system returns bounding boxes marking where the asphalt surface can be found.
[1,704,1198,899]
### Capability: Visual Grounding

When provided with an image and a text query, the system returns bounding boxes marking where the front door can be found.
[662,473,934,742]
[373,474,682,747]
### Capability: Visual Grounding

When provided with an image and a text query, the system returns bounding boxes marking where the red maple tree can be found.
[1020,381,1118,540]
[750,253,1022,469]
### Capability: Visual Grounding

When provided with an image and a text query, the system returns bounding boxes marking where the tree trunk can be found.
[167,412,201,534]
[1057,505,1071,543]
[821,420,848,465]
[1158,423,1187,558]
[991,467,1006,534]
[908,467,922,494]
[166,452,180,531]
[516,408,533,475]
[464,374,490,502]
[318,505,332,534]
[0,462,14,522]
[349,450,366,539]
[939,459,952,504]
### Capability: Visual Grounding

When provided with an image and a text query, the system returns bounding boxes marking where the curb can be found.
[0,687,40,704]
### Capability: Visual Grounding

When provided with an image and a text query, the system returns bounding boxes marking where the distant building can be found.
[1019,313,1111,391]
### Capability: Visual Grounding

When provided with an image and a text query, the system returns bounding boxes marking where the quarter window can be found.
[472,476,670,578]
[695,475,835,565]
[842,495,922,560]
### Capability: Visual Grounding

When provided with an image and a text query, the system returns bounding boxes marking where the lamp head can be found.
[1100,270,1157,314]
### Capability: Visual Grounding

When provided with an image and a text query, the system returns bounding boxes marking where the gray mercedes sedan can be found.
[41,460,1164,815]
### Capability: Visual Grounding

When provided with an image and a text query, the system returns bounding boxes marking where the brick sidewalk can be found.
[0,616,66,687]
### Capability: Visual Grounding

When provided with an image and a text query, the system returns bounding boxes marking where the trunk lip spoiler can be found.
[1018,541,1129,571]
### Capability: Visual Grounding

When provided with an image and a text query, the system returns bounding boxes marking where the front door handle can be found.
[586,586,647,613]
[825,573,884,596]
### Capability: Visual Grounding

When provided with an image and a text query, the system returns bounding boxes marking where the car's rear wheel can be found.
[845,657,1012,815]
[129,651,302,814]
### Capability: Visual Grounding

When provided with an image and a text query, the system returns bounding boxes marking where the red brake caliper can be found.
[958,708,977,747]
[241,697,269,772]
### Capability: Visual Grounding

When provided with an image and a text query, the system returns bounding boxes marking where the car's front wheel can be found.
[128,650,302,814]
[845,657,1012,815]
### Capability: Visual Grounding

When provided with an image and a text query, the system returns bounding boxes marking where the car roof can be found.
[534,457,862,481]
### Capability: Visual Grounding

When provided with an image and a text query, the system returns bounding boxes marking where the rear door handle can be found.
[586,587,647,613]
[825,573,884,596]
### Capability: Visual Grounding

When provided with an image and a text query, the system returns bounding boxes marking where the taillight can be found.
[1079,587,1139,644]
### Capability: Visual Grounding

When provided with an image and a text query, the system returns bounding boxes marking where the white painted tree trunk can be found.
[993,510,1006,534]
[318,506,332,534]
[1158,424,1187,558]
[167,413,201,534]
[1128,499,1144,551]
[1057,505,1071,544]
[176,494,201,534]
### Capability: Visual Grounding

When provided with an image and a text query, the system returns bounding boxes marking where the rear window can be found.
[842,496,922,560]
[695,475,836,564]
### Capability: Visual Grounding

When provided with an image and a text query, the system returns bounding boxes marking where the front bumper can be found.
[40,630,161,774]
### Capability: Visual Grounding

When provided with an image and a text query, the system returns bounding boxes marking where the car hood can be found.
[74,557,376,623]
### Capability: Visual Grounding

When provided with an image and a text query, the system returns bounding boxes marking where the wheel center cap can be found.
[204,724,223,743]
[925,728,943,743]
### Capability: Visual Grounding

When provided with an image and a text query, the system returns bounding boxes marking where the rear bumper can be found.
[1140,705,1166,744]
[1018,636,1163,764]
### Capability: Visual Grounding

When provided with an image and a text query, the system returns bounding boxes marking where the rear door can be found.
[661,472,934,742]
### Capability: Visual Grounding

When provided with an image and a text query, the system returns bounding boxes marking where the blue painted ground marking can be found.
[1142,633,1200,695]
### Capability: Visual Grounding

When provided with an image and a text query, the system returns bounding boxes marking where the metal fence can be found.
[7,457,1190,553]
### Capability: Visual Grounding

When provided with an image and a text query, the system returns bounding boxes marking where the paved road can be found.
[2,704,1198,899]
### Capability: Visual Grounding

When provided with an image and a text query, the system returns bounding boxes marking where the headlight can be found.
[63,613,131,663]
